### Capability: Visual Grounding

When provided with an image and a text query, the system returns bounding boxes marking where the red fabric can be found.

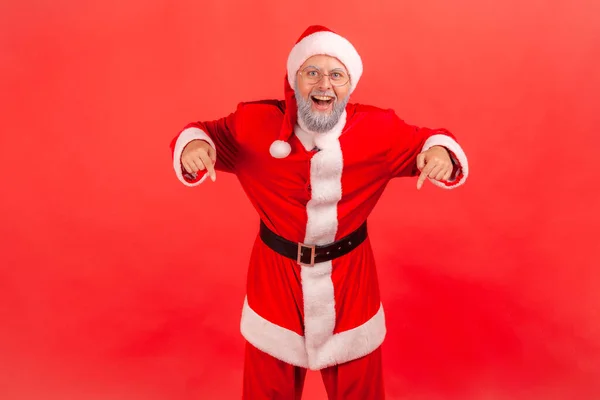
[331,237,382,333]
[246,235,306,336]
[245,233,382,337]
[243,342,384,400]
[278,75,298,144]
[295,25,335,44]
[243,342,307,400]
[171,101,461,240]
[170,100,466,368]
[320,345,385,400]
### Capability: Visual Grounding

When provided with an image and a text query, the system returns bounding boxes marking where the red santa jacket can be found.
[170,100,468,370]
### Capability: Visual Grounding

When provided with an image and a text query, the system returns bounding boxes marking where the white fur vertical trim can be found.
[240,297,309,368]
[172,127,216,187]
[301,112,345,367]
[287,31,363,93]
[422,134,469,189]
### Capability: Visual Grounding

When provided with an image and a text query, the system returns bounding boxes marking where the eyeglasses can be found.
[298,66,350,87]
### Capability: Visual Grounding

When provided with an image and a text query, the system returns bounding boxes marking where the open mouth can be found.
[311,95,334,110]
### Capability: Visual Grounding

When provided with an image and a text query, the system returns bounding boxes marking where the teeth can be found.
[313,96,332,101]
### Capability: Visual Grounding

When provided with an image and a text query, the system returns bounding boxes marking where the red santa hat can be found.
[269,25,363,158]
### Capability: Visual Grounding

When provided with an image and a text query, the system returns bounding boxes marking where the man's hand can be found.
[181,139,217,182]
[416,145,453,190]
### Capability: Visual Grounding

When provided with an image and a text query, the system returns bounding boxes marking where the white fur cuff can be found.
[172,127,216,187]
[422,134,469,189]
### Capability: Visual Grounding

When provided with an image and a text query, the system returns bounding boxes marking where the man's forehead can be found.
[300,54,347,71]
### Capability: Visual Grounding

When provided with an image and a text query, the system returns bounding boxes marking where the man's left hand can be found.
[416,146,453,190]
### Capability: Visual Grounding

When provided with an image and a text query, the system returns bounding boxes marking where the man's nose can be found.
[317,75,332,91]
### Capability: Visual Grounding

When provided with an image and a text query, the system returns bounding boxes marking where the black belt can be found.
[259,220,368,266]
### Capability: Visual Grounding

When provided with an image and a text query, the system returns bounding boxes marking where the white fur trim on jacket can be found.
[240,297,386,370]
[172,127,216,187]
[300,116,345,366]
[240,297,309,368]
[240,111,387,370]
[287,31,363,93]
[422,134,469,189]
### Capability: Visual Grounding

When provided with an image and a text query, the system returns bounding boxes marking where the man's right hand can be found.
[181,139,217,182]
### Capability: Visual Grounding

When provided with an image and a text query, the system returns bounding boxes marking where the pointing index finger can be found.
[198,150,217,182]
[417,170,428,190]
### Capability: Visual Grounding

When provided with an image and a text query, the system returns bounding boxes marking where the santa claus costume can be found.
[171,25,468,399]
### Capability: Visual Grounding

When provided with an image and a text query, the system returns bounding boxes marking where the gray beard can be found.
[294,81,349,133]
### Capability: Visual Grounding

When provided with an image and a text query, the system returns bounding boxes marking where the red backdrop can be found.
[1,0,599,399]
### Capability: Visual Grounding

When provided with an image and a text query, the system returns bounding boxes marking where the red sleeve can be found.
[386,110,468,188]
[170,104,242,186]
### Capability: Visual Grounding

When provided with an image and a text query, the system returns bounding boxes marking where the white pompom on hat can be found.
[269,138,292,158]
[269,25,363,159]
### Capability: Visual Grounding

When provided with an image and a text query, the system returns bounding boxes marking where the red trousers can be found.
[242,342,385,399]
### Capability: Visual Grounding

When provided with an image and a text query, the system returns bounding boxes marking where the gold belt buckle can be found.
[297,243,316,266]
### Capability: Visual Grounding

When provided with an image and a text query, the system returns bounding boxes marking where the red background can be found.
[1,0,599,399]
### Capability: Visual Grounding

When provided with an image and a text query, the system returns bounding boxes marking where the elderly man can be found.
[170,25,468,399]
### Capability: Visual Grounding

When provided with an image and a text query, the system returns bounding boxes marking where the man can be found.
[170,25,468,399]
